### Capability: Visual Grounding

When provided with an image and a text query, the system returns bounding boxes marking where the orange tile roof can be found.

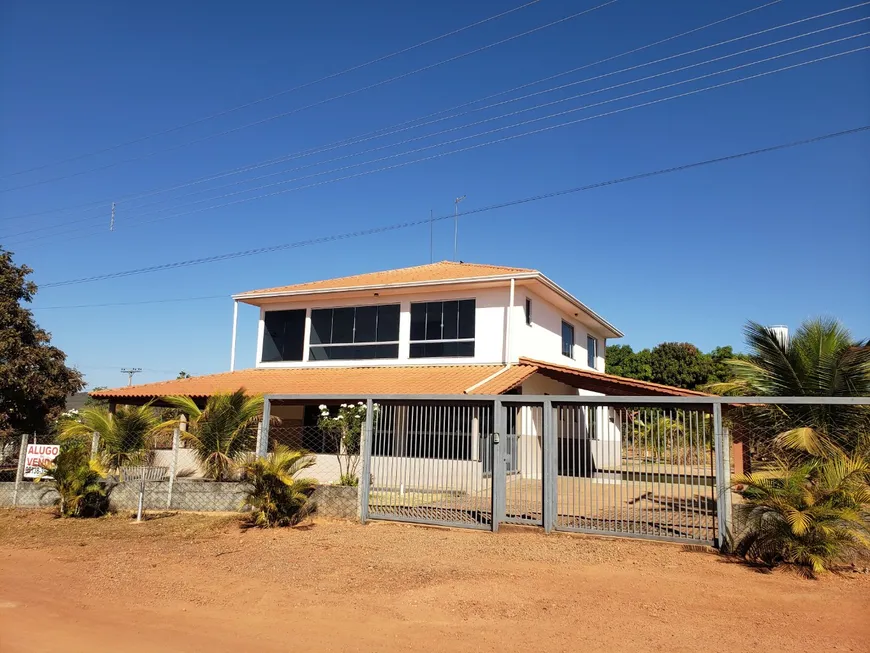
[91,364,537,400]
[92,359,705,402]
[520,358,712,397]
[235,261,537,298]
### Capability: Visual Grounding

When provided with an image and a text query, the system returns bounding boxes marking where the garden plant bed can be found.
[0,509,868,653]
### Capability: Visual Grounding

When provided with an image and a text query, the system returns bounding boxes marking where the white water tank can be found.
[769,325,789,349]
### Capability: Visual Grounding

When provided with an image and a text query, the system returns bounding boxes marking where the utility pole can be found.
[453,195,466,261]
[120,368,142,386]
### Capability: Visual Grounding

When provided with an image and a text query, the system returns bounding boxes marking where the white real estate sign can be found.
[23,444,60,479]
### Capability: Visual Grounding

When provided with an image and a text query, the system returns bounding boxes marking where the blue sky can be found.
[1,0,868,389]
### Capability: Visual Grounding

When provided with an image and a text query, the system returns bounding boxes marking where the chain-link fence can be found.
[0,416,361,518]
[269,424,360,519]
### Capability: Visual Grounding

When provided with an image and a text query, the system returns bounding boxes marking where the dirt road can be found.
[1,510,867,653]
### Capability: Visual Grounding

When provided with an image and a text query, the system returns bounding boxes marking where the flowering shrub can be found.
[317,402,369,486]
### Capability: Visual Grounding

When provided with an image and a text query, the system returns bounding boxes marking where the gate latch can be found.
[493,432,500,444]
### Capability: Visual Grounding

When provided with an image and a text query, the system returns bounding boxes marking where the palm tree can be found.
[733,455,870,576]
[37,438,112,517]
[709,319,870,460]
[162,389,264,481]
[59,404,159,471]
[238,445,317,527]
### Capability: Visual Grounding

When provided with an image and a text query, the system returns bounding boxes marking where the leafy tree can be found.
[708,346,748,384]
[176,371,191,379]
[649,342,713,390]
[0,248,83,436]
[162,389,264,481]
[239,445,317,527]
[604,345,652,381]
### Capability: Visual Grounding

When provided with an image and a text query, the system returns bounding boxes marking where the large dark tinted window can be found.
[409,299,475,358]
[262,309,306,362]
[309,304,400,360]
[561,321,575,359]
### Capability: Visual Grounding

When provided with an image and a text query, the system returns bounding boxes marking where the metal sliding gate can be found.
[364,402,496,530]
[362,397,724,547]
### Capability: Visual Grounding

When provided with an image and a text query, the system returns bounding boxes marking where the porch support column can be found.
[230,300,239,372]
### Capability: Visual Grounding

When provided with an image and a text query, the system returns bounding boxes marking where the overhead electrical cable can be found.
[37,125,869,288]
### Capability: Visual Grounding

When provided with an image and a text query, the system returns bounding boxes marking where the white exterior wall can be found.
[256,286,513,368]
[518,373,621,472]
[510,289,607,371]
[255,283,610,370]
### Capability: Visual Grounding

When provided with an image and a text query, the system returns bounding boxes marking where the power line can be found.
[12,34,868,248]
[0,0,545,180]
[30,294,228,310]
[0,0,787,225]
[1,1,618,193]
[37,125,869,289]
[11,3,856,242]
[87,20,870,220]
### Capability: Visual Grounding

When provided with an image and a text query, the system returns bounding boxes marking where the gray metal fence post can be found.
[258,398,271,458]
[166,427,180,509]
[542,399,556,533]
[712,403,732,550]
[359,399,374,524]
[12,433,28,507]
[492,399,506,532]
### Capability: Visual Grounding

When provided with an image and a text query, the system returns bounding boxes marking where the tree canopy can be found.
[605,341,747,390]
[0,248,83,436]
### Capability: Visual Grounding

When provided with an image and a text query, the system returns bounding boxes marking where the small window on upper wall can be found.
[561,321,574,359]
[524,298,532,326]
[587,335,597,369]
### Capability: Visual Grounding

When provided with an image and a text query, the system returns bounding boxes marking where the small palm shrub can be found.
[239,446,317,527]
[58,404,158,471]
[163,390,264,481]
[733,455,870,576]
[37,439,114,517]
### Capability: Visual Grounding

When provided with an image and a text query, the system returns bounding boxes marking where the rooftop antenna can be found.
[453,195,466,261]
[110,202,115,231]
[429,209,434,263]
[120,368,142,386]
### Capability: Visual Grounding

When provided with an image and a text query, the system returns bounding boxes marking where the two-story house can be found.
[97,261,702,401]
[94,261,705,483]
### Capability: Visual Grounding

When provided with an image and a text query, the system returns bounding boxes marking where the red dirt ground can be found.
[1,509,868,653]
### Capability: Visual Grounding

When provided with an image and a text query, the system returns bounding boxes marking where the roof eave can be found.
[535,274,623,338]
[232,272,540,303]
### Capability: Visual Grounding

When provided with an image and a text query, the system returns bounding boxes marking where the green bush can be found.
[37,439,114,518]
[239,446,317,527]
[733,455,870,576]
